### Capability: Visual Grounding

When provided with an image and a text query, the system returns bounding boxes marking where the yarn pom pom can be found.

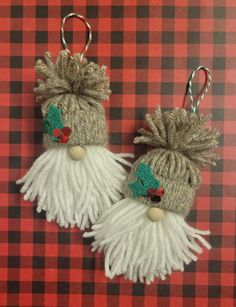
[34,51,111,103]
[134,107,220,167]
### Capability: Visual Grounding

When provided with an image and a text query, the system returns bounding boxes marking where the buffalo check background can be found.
[0,0,235,306]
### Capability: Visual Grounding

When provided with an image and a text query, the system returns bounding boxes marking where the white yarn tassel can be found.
[84,198,211,284]
[17,146,133,229]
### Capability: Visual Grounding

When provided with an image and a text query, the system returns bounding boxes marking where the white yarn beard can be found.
[84,198,211,284]
[17,146,132,229]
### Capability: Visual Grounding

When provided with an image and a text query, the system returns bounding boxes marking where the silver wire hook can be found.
[187,66,212,113]
[61,12,92,62]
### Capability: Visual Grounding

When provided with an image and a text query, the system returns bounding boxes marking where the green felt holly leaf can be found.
[129,181,147,198]
[129,163,160,198]
[43,105,64,141]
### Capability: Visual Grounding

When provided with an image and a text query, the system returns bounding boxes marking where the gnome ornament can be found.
[84,67,220,283]
[17,13,132,229]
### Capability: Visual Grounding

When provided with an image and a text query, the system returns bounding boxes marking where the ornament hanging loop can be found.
[61,12,92,62]
[187,66,212,113]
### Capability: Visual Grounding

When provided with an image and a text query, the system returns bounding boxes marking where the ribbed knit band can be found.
[41,95,107,149]
[125,149,200,216]
[125,168,196,217]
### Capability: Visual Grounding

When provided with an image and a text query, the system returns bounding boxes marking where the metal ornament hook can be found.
[61,12,92,62]
[187,66,212,113]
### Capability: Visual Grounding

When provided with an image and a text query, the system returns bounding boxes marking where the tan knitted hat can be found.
[125,107,220,216]
[34,51,111,149]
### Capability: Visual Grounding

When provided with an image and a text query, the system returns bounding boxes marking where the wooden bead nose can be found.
[147,207,165,222]
[68,146,86,161]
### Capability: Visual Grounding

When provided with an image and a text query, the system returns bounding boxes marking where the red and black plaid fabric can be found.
[0,1,235,306]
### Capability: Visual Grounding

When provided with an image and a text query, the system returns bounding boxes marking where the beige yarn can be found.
[125,107,220,216]
[34,50,111,148]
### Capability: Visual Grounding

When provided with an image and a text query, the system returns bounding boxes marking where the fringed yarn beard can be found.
[17,146,132,229]
[84,198,211,284]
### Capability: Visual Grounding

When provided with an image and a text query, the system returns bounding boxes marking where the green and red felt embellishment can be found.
[43,105,72,144]
[129,163,164,203]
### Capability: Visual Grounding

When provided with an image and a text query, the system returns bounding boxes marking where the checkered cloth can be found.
[0,1,235,306]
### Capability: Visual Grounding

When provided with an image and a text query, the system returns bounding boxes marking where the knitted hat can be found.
[126,107,220,216]
[34,51,111,148]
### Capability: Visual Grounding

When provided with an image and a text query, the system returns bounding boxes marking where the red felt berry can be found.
[59,134,69,144]
[52,128,62,137]
[61,127,72,136]
[147,187,164,197]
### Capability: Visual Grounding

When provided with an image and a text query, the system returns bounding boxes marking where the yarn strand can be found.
[84,198,211,283]
[17,146,131,229]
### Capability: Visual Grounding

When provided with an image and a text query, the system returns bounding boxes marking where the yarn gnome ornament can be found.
[84,67,220,283]
[17,13,132,229]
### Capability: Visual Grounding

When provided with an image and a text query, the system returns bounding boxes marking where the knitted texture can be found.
[34,51,111,148]
[125,107,220,216]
